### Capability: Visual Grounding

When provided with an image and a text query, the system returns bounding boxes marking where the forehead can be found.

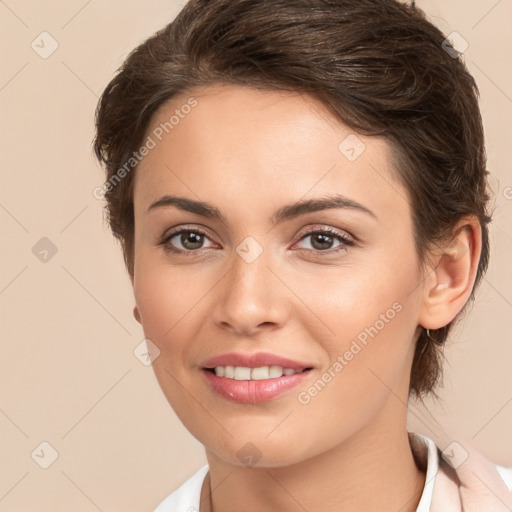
[133,84,410,226]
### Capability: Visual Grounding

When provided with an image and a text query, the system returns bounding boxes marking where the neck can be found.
[200,396,426,512]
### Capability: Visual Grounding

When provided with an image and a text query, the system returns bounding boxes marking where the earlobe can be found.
[418,217,482,331]
[133,305,142,324]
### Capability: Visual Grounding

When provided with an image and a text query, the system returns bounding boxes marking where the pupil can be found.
[312,233,332,250]
[183,232,203,249]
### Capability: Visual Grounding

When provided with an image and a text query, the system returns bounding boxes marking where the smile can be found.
[209,365,310,380]
[202,366,314,404]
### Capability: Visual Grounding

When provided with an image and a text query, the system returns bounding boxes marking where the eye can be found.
[293,226,355,256]
[158,226,217,254]
[157,224,355,257]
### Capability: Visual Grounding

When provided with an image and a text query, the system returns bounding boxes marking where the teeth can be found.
[213,365,303,380]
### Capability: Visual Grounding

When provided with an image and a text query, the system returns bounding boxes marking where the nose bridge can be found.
[229,235,270,296]
[212,235,289,333]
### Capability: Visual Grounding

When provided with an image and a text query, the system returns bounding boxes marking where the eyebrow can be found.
[145,193,377,224]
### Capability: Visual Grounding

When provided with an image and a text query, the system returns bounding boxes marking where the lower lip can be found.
[202,368,313,404]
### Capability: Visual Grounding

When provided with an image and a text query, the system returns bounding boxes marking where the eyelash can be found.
[157,225,355,258]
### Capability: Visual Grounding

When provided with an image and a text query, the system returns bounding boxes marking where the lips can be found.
[200,351,314,371]
[202,367,312,404]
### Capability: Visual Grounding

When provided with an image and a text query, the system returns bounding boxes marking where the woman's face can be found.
[132,84,426,466]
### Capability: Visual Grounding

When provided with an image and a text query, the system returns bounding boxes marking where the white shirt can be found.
[153,433,512,512]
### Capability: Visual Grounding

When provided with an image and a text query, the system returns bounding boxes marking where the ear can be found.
[133,305,142,324]
[128,272,142,324]
[417,216,482,331]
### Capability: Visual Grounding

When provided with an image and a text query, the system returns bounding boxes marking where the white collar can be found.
[409,432,441,511]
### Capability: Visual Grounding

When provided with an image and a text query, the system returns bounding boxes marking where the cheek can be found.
[290,253,419,397]
[288,299,416,458]
[288,258,405,340]
[133,257,210,342]
[132,260,210,425]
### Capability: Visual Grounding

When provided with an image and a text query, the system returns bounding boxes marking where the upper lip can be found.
[201,352,314,371]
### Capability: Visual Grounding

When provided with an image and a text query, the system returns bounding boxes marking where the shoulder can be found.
[153,464,209,512]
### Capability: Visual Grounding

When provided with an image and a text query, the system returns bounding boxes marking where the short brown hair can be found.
[93,0,493,400]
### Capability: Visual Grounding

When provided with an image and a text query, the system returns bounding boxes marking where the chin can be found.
[204,430,314,469]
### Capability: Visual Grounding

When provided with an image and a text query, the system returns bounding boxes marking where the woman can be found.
[93,0,512,510]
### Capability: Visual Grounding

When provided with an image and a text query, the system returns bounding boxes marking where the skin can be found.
[130,84,481,512]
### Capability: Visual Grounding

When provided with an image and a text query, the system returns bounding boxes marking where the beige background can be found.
[0,0,511,510]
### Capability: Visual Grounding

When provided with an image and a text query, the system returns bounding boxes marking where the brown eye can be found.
[309,232,336,250]
[158,227,216,253]
[294,227,355,256]
[174,231,205,250]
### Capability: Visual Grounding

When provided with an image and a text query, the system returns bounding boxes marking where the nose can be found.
[211,245,291,337]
